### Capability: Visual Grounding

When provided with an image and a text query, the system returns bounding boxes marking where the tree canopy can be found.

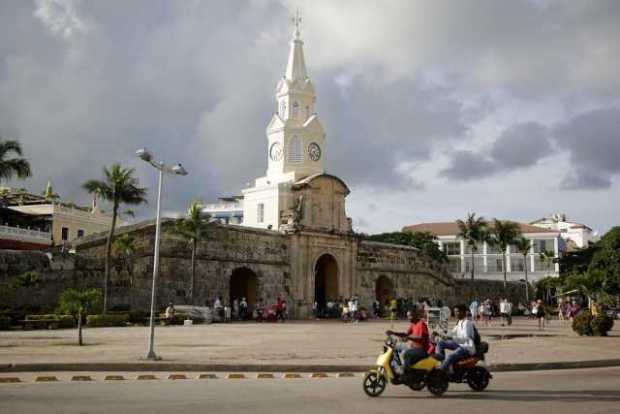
[367,231,447,263]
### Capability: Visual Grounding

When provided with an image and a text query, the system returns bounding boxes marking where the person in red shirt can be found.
[386,307,433,376]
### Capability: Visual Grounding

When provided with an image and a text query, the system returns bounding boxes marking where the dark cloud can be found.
[438,151,497,181]
[559,169,612,191]
[553,107,620,190]
[440,122,551,181]
[490,122,551,168]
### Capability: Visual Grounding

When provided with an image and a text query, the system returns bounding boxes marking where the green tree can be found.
[173,201,213,304]
[113,233,137,287]
[456,213,488,280]
[488,219,522,288]
[0,139,31,183]
[57,288,102,346]
[83,164,147,313]
[514,236,531,303]
[367,231,447,263]
[588,226,620,295]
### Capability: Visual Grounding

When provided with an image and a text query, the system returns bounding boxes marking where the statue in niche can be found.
[292,194,304,224]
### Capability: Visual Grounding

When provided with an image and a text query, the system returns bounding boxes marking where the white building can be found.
[200,196,243,225]
[241,24,351,232]
[530,213,594,250]
[403,222,561,283]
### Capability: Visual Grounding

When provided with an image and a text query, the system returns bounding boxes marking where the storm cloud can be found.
[0,1,619,234]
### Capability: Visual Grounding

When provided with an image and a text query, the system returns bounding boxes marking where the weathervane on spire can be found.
[291,9,302,38]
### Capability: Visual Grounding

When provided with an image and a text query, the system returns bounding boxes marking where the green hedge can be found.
[0,316,10,330]
[25,314,75,328]
[87,313,129,327]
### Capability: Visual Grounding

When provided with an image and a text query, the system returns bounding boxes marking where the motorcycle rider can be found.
[386,306,433,376]
[434,304,476,372]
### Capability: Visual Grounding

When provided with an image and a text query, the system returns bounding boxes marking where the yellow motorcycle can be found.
[363,334,449,397]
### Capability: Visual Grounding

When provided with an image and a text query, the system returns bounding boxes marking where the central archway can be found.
[229,267,258,312]
[314,254,339,311]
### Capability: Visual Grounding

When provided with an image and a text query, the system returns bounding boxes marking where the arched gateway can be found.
[229,267,258,311]
[314,254,339,309]
[375,275,394,305]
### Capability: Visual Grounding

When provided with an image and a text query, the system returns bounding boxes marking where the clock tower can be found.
[241,20,351,233]
[265,24,326,183]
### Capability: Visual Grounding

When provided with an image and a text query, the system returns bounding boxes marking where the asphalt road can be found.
[1,367,620,414]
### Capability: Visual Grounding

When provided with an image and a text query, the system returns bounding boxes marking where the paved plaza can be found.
[1,317,618,368]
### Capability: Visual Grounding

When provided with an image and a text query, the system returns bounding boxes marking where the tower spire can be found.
[285,10,307,81]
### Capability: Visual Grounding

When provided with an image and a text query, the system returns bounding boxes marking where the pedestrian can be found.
[505,298,513,326]
[276,295,285,322]
[372,299,380,318]
[165,302,176,325]
[534,299,546,330]
[469,299,480,321]
[482,299,492,327]
[232,298,239,321]
[239,297,248,320]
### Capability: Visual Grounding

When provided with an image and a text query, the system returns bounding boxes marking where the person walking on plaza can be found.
[276,295,286,322]
[482,299,492,327]
[534,299,546,330]
[232,298,239,321]
[239,297,248,320]
[500,298,512,326]
[470,299,480,321]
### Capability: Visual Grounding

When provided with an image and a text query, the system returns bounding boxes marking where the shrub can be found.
[572,310,593,336]
[591,314,614,336]
[0,316,10,330]
[86,313,129,327]
[128,310,148,324]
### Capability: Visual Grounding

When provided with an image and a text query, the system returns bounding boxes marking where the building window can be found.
[77,229,85,238]
[61,227,69,241]
[443,242,460,256]
[533,239,554,254]
[292,101,299,118]
[288,136,303,163]
[257,203,265,223]
[280,100,286,118]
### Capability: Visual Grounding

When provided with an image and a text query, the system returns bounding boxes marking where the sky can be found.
[0,0,619,235]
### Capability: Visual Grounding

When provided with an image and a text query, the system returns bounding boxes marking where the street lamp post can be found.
[137,148,188,360]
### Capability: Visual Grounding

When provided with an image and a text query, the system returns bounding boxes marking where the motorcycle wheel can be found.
[363,371,386,397]
[426,369,449,397]
[466,366,490,391]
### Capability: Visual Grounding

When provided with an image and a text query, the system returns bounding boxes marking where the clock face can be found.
[308,142,321,161]
[269,142,283,161]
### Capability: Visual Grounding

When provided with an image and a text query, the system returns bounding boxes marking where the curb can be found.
[1,359,620,374]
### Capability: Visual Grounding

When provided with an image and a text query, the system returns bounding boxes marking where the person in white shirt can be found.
[434,304,477,371]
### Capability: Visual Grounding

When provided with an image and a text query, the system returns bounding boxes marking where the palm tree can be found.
[0,139,31,183]
[173,201,213,304]
[83,164,147,313]
[456,213,488,280]
[488,219,522,289]
[113,233,137,287]
[57,288,102,346]
[514,236,531,303]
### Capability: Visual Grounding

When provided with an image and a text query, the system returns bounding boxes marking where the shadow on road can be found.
[386,389,620,402]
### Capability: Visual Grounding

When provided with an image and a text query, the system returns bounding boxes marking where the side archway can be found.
[229,267,258,312]
[375,275,394,306]
[314,254,339,311]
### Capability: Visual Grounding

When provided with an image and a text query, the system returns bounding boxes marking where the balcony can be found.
[0,224,52,245]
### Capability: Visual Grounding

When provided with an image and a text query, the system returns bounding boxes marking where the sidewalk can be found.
[1,317,618,371]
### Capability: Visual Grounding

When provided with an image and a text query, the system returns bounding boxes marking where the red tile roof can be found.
[402,221,557,236]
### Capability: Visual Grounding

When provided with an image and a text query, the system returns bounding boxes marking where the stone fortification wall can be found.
[355,241,454,308]
[0,220,532,315]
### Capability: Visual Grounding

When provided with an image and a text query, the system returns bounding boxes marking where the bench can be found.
[19,319,61,330]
